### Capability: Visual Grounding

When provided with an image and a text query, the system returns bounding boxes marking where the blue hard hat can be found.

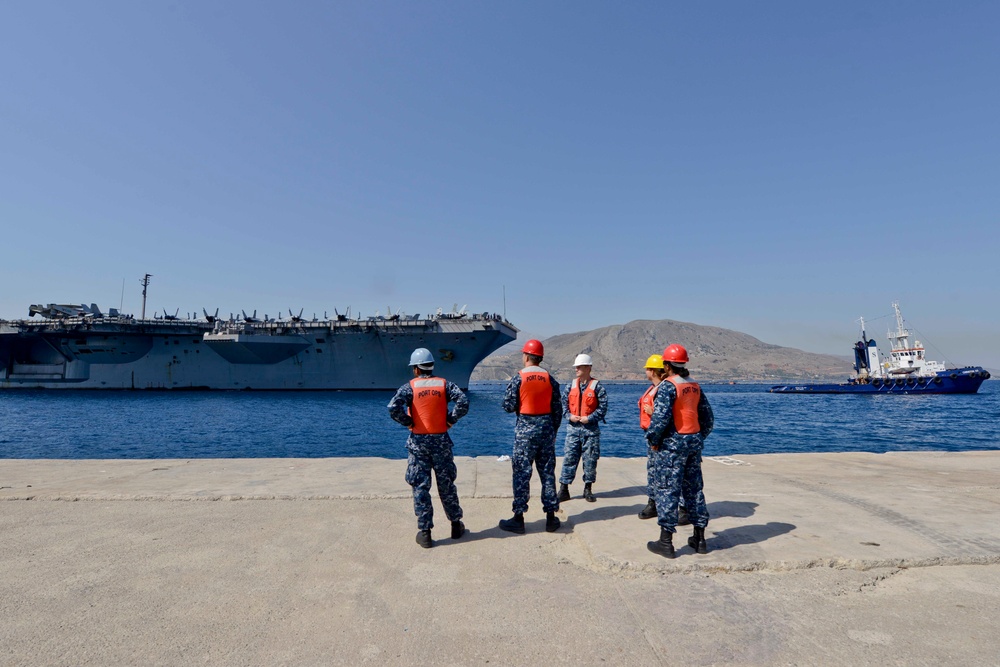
[409,348,434,367]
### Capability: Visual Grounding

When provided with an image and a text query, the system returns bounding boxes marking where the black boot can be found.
[557,483,571,502]
[638,498,657,520]
[677,505,691,526]
[687,526,708,554]
[545,511,561,532]
[451,520,466,540]
[583,483,596,503]
[647,528,675,558]
[416,529,432,549]
[499,512,525,534]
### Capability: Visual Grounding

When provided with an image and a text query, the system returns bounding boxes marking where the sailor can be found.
[645,344,714,558]
[637,354,691,525]
[499,339,563,534]
[387,348,469,549]
[637,353,664,519]
[557,354,608,503]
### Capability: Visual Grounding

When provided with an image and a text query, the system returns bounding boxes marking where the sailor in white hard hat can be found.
[557,353,608,503]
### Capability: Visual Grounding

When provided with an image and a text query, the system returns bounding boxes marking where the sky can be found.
[2,2,998,367]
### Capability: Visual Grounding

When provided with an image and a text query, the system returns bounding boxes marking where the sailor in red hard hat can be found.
[645,344,715,558]
[498,339,563,534]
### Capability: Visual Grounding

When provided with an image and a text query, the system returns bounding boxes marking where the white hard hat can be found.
[573,354,593,367]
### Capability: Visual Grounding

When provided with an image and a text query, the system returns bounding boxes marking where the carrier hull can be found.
[0,314,517,390]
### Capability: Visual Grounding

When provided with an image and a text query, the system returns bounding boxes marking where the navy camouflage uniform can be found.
[645,379,714,533]
[559,380,608,485]
[388,378,469,530]
[502,370,563,514]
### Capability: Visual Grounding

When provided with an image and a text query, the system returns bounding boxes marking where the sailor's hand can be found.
[644,405,654,415]
[569,414,580,423]
[580,415,589,424]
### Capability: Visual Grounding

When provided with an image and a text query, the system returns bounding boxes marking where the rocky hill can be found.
[471,318,852,383]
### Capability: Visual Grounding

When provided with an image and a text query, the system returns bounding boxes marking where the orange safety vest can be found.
[409,377,448,434]
[519,368,553,415]
[665,375,701,435]
[568,379,599,418]
[638,383,659,430]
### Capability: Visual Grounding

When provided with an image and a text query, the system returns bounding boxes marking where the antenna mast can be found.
[141,273,152,320]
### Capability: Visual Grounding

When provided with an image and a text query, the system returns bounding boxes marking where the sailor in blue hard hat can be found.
[387,348,469,548]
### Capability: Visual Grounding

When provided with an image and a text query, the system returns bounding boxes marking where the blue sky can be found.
[2,2,998,366]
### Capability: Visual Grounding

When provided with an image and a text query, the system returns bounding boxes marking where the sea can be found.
[1,381,997,459]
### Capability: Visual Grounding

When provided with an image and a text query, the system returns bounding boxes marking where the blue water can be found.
[1,381,997,459]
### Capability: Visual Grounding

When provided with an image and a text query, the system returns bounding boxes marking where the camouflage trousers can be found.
[646,439,685,509]
[560,425,600,485]
[405,434,463,531]
[650,433,708,532]
[511,418,559,515]
[646,441,656,496]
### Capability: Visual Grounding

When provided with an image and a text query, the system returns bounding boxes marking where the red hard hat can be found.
[522,339,544,357]
[662,343,689,365]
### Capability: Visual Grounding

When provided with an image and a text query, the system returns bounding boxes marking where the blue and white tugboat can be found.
[770,302,991,394]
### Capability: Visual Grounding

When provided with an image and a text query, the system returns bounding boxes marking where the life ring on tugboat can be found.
[933,377,943,385]
[986,371,993,380]
[906,378,916,386]
[950,373,958,380]
[872,378,882,388]
[894,378,905,387]
[917,378,927,385]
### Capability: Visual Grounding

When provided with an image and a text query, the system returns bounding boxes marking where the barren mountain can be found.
[471,319,852,383]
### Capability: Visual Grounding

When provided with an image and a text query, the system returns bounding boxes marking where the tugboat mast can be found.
[890,301,909,349]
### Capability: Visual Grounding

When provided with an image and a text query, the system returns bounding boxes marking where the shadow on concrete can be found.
[707,522,796,551]
[707,500,758,519]
[438,520,562,544]
[433,527,509,546]
[597,485,648,499]
[562,503,643,528]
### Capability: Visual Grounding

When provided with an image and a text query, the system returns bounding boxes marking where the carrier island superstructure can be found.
[0,304,517,390]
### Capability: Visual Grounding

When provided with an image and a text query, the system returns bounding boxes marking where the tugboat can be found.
[770,302,990,394]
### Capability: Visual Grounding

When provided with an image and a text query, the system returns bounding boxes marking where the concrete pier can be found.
[2,452,999,665]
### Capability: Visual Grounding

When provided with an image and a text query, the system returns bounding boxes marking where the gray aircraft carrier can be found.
[0,303,517,390]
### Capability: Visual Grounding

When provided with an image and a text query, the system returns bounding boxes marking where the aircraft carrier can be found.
[0,303,517,390]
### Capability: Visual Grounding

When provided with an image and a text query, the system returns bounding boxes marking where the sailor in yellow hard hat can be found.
[638,353,692,524]
[637,354,665,519]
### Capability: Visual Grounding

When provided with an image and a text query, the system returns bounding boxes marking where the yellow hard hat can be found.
[644,354,664,369]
